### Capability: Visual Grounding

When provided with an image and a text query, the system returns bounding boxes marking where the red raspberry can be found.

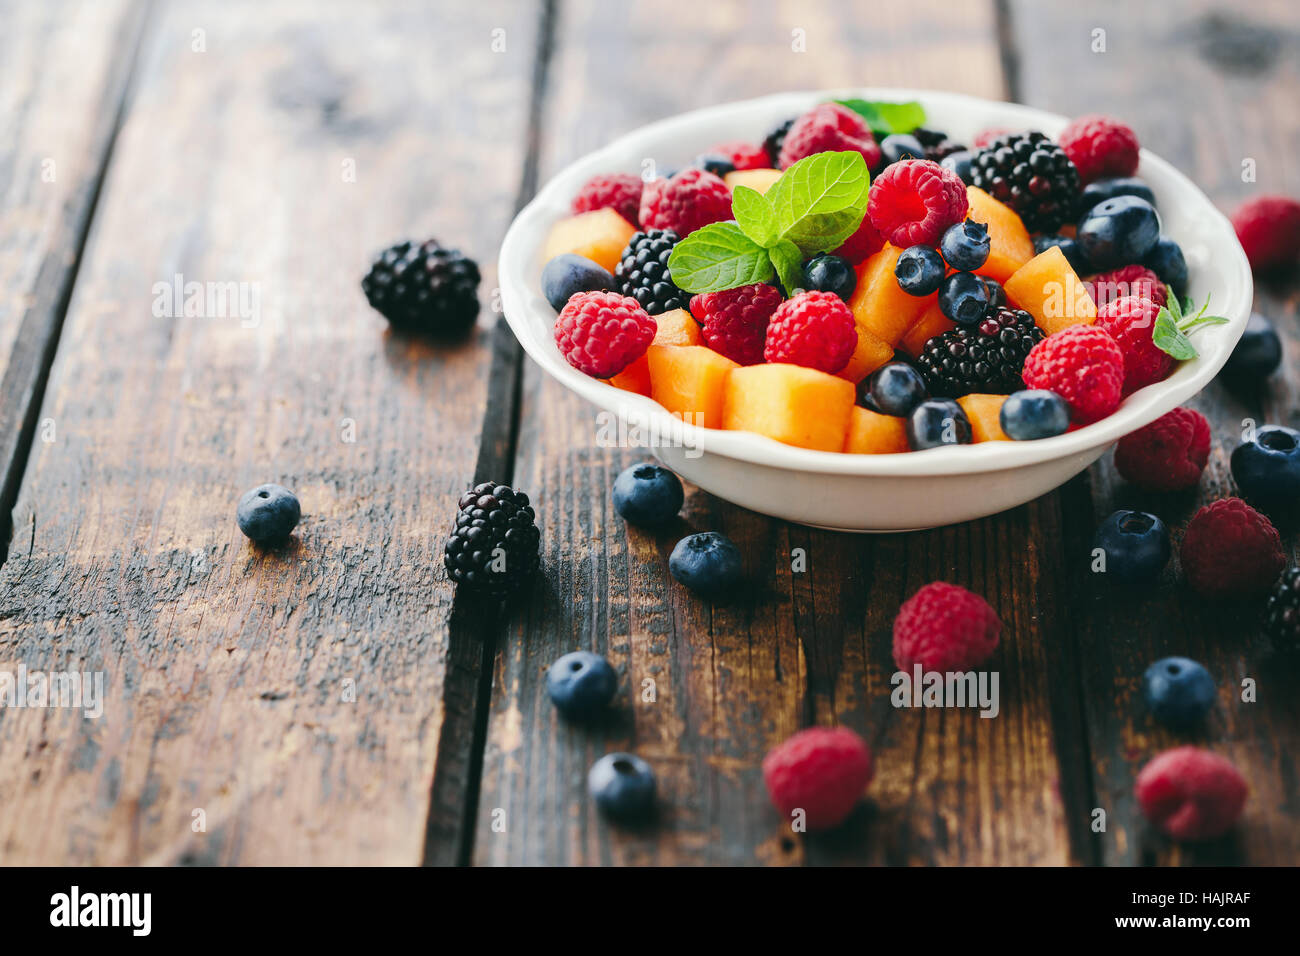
[777,103,882,172]
[1136,747,1248,842]
[973,127,1016,148]
[1231,195,1300,272]
[1084,265,1167,311]
[832,214,886,264]
[762,727,873,831]
[639,168,733,237]
[1094,294,1172,394]
[763,291,857,374]
[1058,114,1140,183]
[1180,497,1284,598]
[689,283,782,366]
[1114,407,1210,491]
[892,582,1001,673]
[867,159,969,248]
[706,141,769,171]
[553,291,655,378]
[570,172,643,227]
[1021,325,1125,424]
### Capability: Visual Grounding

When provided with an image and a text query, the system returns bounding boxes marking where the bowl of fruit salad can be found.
[499,89,1251,531]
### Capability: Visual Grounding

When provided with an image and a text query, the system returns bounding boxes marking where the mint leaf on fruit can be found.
[833,98,926,137]
[1152,290,1229,361]
[667,221,774,293]
[765,150,871,256]
[731,185,779,248]
[769,239,805,296]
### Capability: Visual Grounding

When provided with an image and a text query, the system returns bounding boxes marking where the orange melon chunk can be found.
[844,407,910,454]
[723,363,854,452]
[542,208,635,273]
[848,245,936,347]
[957,394,1010,443]
[837,324,893,385]
[966,186,1034,282]
[899,302,957,358]
[724,168,781,195]
[647,345,737,429]
[1004,246,1097,335]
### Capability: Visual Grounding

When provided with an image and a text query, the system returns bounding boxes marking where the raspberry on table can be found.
[639,167,733,237]
[1136,747,1248,842]
[892,581,1001,672]
[778,102,882,171]
[1180,497,1285,599]
[1114,407,1210,492]
[1231,195,1300,272]
[690,283,782,366]
[867,159,969,248]
[1021,325,1125,424]
[571,172,644,227]
[1058,114,1140,184]
[553,290,656,378]
[1094,293,1173,394]
[763,290,858,374]
[832,214,886,264]
[762,727,873,831]
[1084,264,1167,311]
[706,140,769,171]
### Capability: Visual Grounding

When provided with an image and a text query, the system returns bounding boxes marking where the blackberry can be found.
[1264,566,1300,643]
[763,116,796,166]
[916,307,1043,397]
[361,239,480,335]
[615,229,687,315]
[444,482,540,598]
[913,127,967,162]
[970,131,1081,234]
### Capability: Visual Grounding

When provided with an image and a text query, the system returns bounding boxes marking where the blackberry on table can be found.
[970,131,1081,234]
[763,116,796,166]
[916,307,1043,397]
[913,127,967,162]
[615,229,687,315]
[361,239,480,335]
[444,482,540,598]
[1264,566,1300,643]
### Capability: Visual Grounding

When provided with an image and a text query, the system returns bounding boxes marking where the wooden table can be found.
[0,0,1296,867]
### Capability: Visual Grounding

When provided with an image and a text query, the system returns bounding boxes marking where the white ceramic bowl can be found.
[499,89,1252,531]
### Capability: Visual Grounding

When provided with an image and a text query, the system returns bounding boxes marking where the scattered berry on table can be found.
[868,158,969,247]
[778,103,881,171]
[939,218,991,272]
[1114,407,1210,492]
[894,245,946,296]
[1084,264,1166,311]
[546,651,618,720]
[893,581,1000,672]
[1180,497,1285,599]
[762,727,873,831]
[1141,236,1189,298]
[1135,747,1247,842]
[937,271,990,325]
[693,152,735,178]
[588,752,656,823]
[1022,325,1125,424]
[541,253,618,311]
[1230,424,1300,519]
[879,132,925,166]
[1264,566,1300,643]
[361,239,480,335]
[615,229,687,315]
[236,484,301,544]
[802,253,857,302]
[639,168,733,237]
[669,531,743,598]
[862,362,927,416]
[1032,234,1088,275]
[691,282,782,366]
[1079,175,1156,214]
[1092,510,1171,583]
[612,462,684,526]
[554,290,656,378]
[1230,194,1300,272]
[1143,657,1216,729]
[571,172,644,226]
[999,389,1070,440]
[906,398,973,450]
[1094,294,1173,394]
[762,116,796,167]
[913,126,967,162]
[939,150,973,185]
[1058,114,1140,184]
[981,276,1008,309]
[764,290,858,374]
[1076,195,1162,272]
[705,140,770,172]
[444,482,541,598]
[1219,312,1283,383]
[832,214,886,264]
[917,307,1042,397]
[969,131,1081,234]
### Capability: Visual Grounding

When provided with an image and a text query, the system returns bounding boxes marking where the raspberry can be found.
[553,291,656,378]
[763,291,857,374]
[1231,195,1300,272]
[1181,497,1285,598]
[1021,325,1125,424]
[867,159,969,248]
[1094,294,1172,394]
[1058,114,1140,184]
[892,582,1001,673]
[1084,265,1167,311]
[778,103,881,172]
[762,727,873,831]
[571,172,643,227]
[1114,407,1210,491]
[1136,747,1248,842]
[689,283,782,366]
[706,140,769,171]
[639,168,733,238]
[973,127,1016,149]
[832,214,886,264]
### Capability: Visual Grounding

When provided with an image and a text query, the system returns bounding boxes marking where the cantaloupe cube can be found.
[957,394,1010,442]
[606,359,652,396]
[606,310,703,395]
[542,208,635,273]
[844,406,910,454]
[848,245,936,347]
[1004,246,1097,335]
[723,363,855,452]
[837,324,894,384]
[899,302,957,358]
[966,186,1034,282]
[724,168,781,195]
[646,345,737,429]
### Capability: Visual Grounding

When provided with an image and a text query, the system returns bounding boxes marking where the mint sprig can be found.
[832,98,926,137]
[1151,287,1229,361]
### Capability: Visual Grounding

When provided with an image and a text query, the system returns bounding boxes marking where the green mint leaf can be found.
[765,151,871,256]
[731,185,779,248]
[1164,286,1183,323]
[768,239,805,296]
[667,221,774,293]
[833,98,926,137]
[1152,306,1198,360]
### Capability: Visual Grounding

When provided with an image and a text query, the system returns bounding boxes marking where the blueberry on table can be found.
[1076,195,1161,272]
[894,245,945,297]
[1230,424,1300,519]
[237,484,301,544]
[588,752,656,823]
[669,532,742,598]
[906,399,972,450]
[863,361,927,416]
[541,253,617,312]
[802,253,857,302]
[1092,510,1170,583]
[1079,176,1156,214]
[999,389,1070,440]
[1142,235,1188,298]
[1032,234,1088,275]
[612,463,684,526]
[939,150,973,185]
[937,270,989,325]
[939,219,990,272]
[1220,312,1283,382]
[879,132,925,166]
[1143,657,1216,729]
[546,651,617,720]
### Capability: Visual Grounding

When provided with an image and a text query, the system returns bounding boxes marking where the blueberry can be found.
[1076,196,1162,272]
[1143,657,1215,729]
[895,246,946,297]
[1220,312,1283,382]
[1032,234,1089,275]
[1092,510,1170,583]
[541,253,618,311]
[546,651,617,720]
[940,150,973,185]
[939,219,991,271]
[802,253,857,302]
[1142,236,1188,299]
[864,362,927,416]
[999,389,1070,440]
[1079,176,1156,215]
[612,463,684,526]
[588,752,656,823]
[938,271,989,325]
[906,399,972,450]
[237,483,301,544]
[669,532,742,598]
[879,133,926,165]
[694,153,735,177]
[981,276,1008,309]
[1230,425,1300,518]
